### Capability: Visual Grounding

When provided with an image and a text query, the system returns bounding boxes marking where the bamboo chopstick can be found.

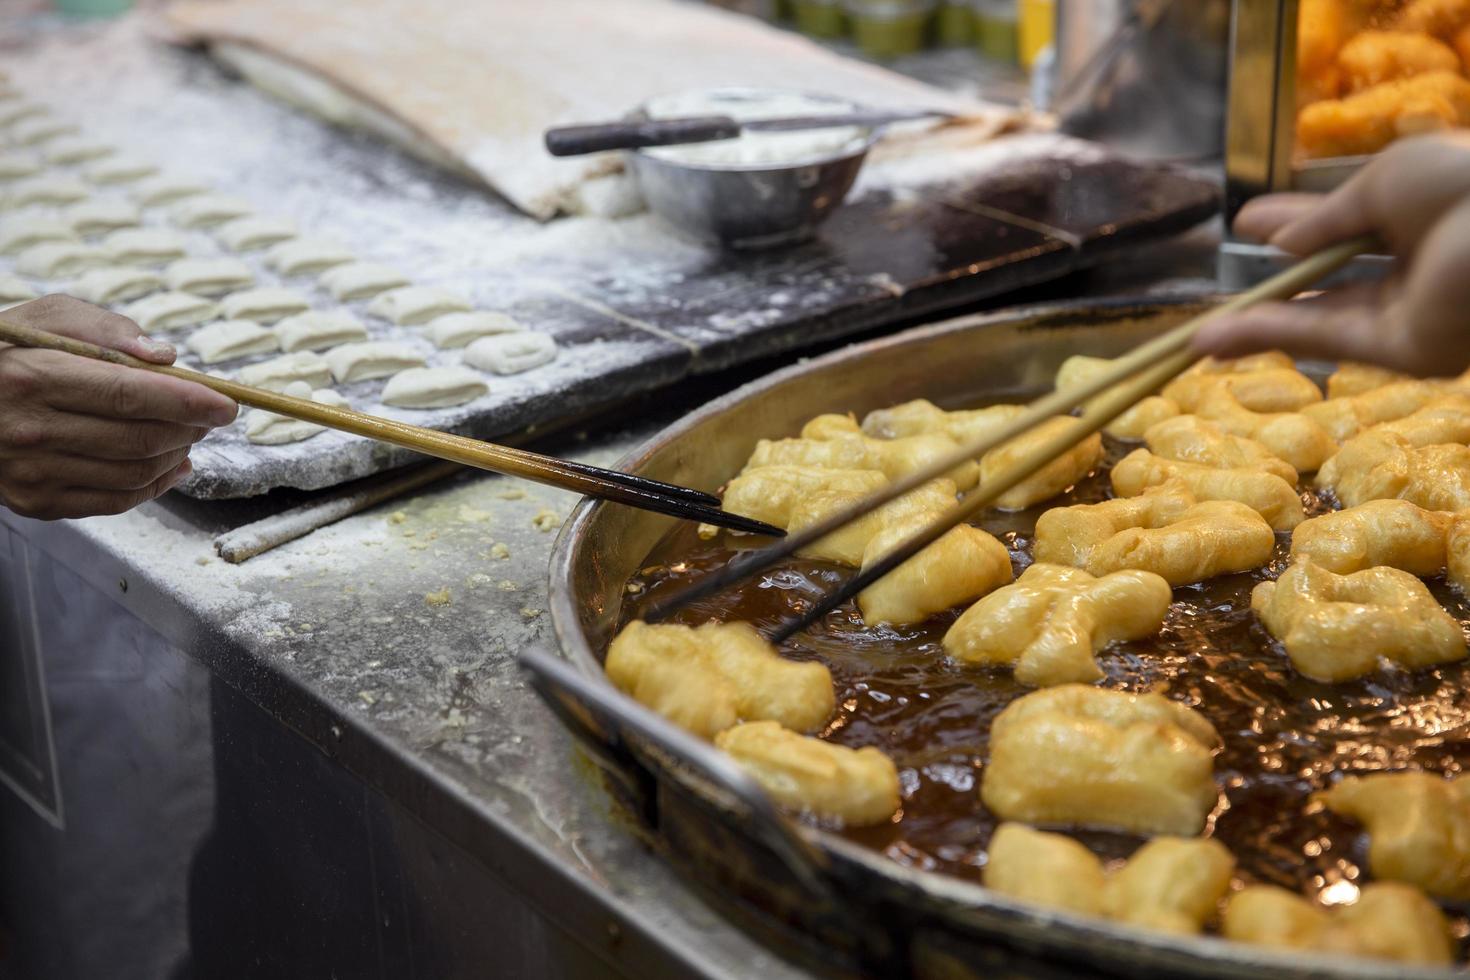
[647,235,1377,627]
[0,316,783,537]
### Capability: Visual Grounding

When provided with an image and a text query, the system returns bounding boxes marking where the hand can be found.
[1193,132,1470,376]
[0,295,238,520]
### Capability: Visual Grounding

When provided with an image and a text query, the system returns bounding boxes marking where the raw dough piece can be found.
[0,151,41,182]
[980,684,1221,836]
[70,266,163,305]
[273,309,369,352]
[102,227,189,266]
[125,290,218,332]
[163,256,254,296]
[264,237,354,276]
[1110,447,1305,531]
[1317,772,1470,901]
[0,276,37,304]
[1055,354,1180,440]
[426,310,521,348]
[8,116,79,146]
[84,155,159,185]
[0,216,77,255]
[169,193,252,229]
[943,563,1173,686]
[606,620,835,739]
[5,175,90,207]
[218,286,310,324]
[715,721,900,827]
[1033,480,1276,586]
[462,331,557,375]
[379,365,488,408]
[236,351,332,392]
[130,174,209,206]
[1251,560,1466,681]
[1290,499,1453,576]
[1223,883,1454,966]
[63,199,142,236]
[367,285,472,326]
[244,381,350,445]
[15,241,110,278]
[215,215,296,252]
[186,318,280,364]
[42,137,113,165]
[318,261,408,302]
[324,340,426,382]
[0,102,45,129]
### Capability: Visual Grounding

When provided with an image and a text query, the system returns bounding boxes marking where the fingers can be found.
[4,294,178,364]
[1,458,192,521]
[1190,280,1453,376]
[4,409,208,459]
[1272,132,1470,258]
[1232,193,1325,243]
[6,350,237,427]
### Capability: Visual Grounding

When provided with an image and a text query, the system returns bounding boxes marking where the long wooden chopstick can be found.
[647,235,1377,627]
[0,317,784,537]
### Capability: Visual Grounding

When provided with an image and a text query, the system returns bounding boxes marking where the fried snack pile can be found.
[714,721,900,827]
[1110,447,1306,530]
[1301,381,1470,441]
[1251,559,1467,681]
[1317,429,1470,509]
[1295,0,1470,160]
[983,824,1235,936]
[1318,772,1470,901]
[1223,883,1455,966]
[604,621,835,739]
[707,464,888,537]
[1033,481,1276,586]
[746,413,980,490]
[943,563,1172,687]
[1054,355,1180,440]
[1194,386,1339,473]
[979,685,1221,836]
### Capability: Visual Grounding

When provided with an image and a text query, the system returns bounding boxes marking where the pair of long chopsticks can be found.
[648,235,1377,638]
[0,316,785,537]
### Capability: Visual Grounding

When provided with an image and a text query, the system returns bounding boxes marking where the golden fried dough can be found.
[1102,837,1236,936]
[1297,70,1470,159]
[1290,499,1453,575]
[1196,387,1338,473]
[1143,415,1299,483]
[1395,0,1470,38]
[1055,354,1180,440]
[980,416,1106,510]
[1034,481,1276,587]
[606,621,835,738]
[746,421,979,491]
[857,519,1013,625]
[1162,367,1323,414]
[983,824,1235,936]
[1251,560,1467,681]
[983,823,1108,916]
[1326,362,1413,399]
[1111,447,1305,530]
[943,563,1172,686]
[715,721,901,827]
[1297,0,1364,105]
[1223,884,1455,966]
[787,478,955,566]
[1446,512,1470,591]
[1318,772,1470,901]
[1316,430,1470,509]
[1338,29,1461,93]
[860,398,1020,443]
[1302,381,1457,441]
[980,685,1221,836]
[714,464,888,534]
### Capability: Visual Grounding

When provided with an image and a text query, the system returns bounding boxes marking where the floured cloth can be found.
[164,0,1020,219]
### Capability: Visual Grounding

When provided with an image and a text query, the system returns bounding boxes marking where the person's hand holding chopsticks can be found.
[1194,132,1470,377]
[0,294,238,520]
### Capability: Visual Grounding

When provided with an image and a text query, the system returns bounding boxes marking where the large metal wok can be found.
[534,298,1459,980]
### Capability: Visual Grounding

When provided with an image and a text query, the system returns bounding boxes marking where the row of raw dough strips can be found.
[0,88,560,439]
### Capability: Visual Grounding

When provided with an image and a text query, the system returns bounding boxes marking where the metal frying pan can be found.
[538,297,1460,979]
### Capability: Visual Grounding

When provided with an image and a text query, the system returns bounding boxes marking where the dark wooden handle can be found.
[544,115,741,156]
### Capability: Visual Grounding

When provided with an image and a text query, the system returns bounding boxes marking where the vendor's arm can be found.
[1194,132,1470,376]
[0,295,237,519]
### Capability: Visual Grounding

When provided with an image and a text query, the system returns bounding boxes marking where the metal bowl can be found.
[625,87,880,250]
[542,298,1461,980]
